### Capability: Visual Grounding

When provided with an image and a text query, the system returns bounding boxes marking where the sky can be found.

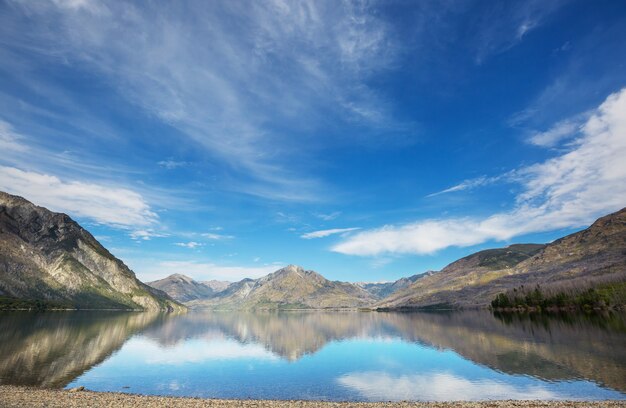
[1,0,625,283]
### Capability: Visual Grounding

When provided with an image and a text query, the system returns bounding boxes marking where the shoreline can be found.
[1,386,624,408]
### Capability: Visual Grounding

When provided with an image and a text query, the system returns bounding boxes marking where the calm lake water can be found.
[0,310,625,401]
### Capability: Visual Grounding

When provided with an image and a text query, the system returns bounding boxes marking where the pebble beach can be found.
[0,386,624,408]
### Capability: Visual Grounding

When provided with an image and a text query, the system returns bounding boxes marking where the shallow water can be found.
[0,310,625,401]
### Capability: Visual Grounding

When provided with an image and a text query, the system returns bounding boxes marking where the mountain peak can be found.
[169,273,195,283]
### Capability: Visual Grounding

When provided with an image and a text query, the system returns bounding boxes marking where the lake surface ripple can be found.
[0,310,625,401]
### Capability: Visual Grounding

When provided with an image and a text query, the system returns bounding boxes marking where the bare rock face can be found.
[0,191,185,311]
[376,208,626,310]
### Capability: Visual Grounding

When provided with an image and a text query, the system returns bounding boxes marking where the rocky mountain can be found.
[203,279,232,293]
[185,265,377,310]
[0,191,184,311]
[356,272,433,299]
[376,209,626,310]
[147,274,228,303]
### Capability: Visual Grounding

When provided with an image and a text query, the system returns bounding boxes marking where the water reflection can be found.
[337,372,559,401]
[1,310,625,400]
[0,311,166,387]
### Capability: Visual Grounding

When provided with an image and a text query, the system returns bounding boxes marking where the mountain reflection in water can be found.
[0,310,624,401]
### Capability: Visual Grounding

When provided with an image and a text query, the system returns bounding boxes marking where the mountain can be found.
[356,272,433,299]
[376,209,626,310]
[148,274,231,303]
[186,265,377,310]
[0,191,184,311]
[202,279,232,293]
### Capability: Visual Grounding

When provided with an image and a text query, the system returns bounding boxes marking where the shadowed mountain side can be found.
[0,311,170,387]
[0,191,184,311]
[377,209,626,309]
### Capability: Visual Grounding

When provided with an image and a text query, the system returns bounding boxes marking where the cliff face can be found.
[376,209,626,309]
[0,191,184,311]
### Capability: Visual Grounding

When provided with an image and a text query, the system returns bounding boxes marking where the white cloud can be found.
[135,260,283,282]
[301,227,360,239]
[174,241,203,249]
[0,165,158,229]
[130,230,168,241]
[0,120,28,153]
[334,87,626,256]
[529,115,585,147]
[337,371,558,401]
[201,232,234,240]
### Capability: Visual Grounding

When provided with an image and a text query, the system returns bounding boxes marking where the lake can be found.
[0,310,625,401]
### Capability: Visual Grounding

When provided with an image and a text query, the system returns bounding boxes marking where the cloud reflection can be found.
[337,371,559,401]
[127,337,278,365]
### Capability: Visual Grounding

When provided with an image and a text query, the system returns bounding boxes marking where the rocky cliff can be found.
[0,191,184,311]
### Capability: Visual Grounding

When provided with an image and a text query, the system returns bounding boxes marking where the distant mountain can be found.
[0,191,184,311]
[376,209,626,310]
[148,274,231,303]
[202,279,232,293]
[185,265,377,310]
[356,272,433,299]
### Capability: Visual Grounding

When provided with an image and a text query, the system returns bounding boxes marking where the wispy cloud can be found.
[301,227,360,239]
[201,232,234,240]
[3,1,400,202]
[314,211,342,221]
[174,241,203,249]
[471,1,566,64]
[0,165,158,230]
[334,87,626,256]
[426,175,506,197]
[158,160,188,170]
[528,114,587,147]
[129,230,168,241]
[0,120,28,153]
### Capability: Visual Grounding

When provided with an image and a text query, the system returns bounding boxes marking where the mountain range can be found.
[1,190,624,311]
[0,192,184,311]
[149,208,626,311]
[151,265,378,309]
[376,208,626,310]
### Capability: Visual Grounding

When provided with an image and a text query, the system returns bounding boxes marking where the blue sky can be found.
[1,0,625,283]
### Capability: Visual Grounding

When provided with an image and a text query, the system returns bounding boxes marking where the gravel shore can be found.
[0,386,624,408]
